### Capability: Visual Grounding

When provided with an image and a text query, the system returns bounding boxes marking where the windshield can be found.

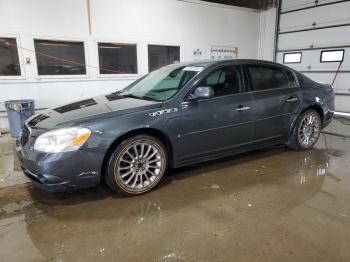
[119,65,203,101]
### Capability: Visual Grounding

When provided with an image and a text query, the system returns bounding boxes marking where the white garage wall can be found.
[257,7,277,61]
[275,0,350,113]
[0,0,261,131]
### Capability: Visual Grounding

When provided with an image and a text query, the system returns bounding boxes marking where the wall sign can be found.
[210,46,238,60]
[192,48,203,59]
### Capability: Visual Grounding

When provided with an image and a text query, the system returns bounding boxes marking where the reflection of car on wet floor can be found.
[16,59,334,195]
[23,148,329,260]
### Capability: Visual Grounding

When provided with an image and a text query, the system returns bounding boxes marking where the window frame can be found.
[147,42,182,73]
[33,37,89,79]
[0,34,25,81]
[246,64,299,93]
[283,52,302,64]
[183,64,247,103]
[320,49,345,63]
[95,39,141,78]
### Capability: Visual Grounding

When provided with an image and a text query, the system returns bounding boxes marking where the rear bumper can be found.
[16,142,105,192]
[323,110,334,128]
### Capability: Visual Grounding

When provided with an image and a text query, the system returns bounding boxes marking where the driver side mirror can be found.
[189,86,214,101]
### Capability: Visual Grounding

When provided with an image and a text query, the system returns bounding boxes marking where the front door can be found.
[176,65,254,163]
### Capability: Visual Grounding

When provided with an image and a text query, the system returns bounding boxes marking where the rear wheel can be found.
[105,135,168,195]
[288,109,321,150]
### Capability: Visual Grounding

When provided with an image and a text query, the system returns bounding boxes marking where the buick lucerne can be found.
[16,59,334,195]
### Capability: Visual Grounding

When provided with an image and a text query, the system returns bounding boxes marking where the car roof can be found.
[168,59,286,69]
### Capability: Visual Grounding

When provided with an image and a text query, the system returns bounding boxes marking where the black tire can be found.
[287,109,322,150]
[105,135,168,196]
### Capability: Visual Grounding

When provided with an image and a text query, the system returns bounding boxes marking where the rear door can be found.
[176,64,254,162]
[246,64,301,143]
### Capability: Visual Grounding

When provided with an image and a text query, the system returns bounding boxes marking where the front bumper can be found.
[21,168,76,192]
[16,140,105,192]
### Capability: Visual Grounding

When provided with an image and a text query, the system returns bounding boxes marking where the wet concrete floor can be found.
[0,118,350,261]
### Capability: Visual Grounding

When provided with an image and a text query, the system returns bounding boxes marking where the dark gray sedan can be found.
[16,59,334,195]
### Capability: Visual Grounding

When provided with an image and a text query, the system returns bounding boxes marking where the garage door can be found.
[275,0,350,113]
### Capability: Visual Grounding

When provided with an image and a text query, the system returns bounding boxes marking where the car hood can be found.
[27,94,162,129]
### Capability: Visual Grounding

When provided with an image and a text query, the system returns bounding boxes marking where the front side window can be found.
[148,45,180,72]
[248,65,295,91]
[0,38,21,76]
[196,65,244,97]
[34,40,86,75]
[120,65,200,101]
[98,43,137,74]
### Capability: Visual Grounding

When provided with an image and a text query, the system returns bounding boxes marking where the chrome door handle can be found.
[286,97,298,102]
[236,106,251,112]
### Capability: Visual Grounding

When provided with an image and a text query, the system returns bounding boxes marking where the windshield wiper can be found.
[111,91,156,101]
[112,90,124,95]
[150,87,178,93]
[121,93,146,100]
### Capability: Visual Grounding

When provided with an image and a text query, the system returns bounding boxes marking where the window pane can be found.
[198,66,244,97]
[206,70,222,85]
[98,43,137,74]
[148,45,180,72]
[283,52,302,63]
[0,38,21,76]
[321,50,344,62]
[285,69,296,83]
[248,65,294,91]
[34,40,86,75]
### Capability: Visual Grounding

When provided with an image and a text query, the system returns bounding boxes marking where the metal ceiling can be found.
[202,0,276,10]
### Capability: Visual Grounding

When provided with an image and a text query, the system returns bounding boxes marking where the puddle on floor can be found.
[0,119,349,261]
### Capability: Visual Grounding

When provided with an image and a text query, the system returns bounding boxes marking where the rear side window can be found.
[197,65,244,97]
[247,65,296,91]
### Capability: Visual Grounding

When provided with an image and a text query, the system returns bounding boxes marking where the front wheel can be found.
[288,109,322,150]
[105,135,168,195]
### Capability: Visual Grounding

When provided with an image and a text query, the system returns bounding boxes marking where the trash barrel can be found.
[5,100,35,137]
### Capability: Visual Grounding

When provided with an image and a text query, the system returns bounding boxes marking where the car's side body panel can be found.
[250,86,302,143]
[172,92,254,164]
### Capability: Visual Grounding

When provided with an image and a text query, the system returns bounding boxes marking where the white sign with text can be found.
[210,46,238,60]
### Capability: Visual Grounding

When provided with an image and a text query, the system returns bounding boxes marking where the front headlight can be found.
[34,127,91,153]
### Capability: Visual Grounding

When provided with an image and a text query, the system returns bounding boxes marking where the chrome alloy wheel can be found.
[114,140,166,193]
[297,112,321,148]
